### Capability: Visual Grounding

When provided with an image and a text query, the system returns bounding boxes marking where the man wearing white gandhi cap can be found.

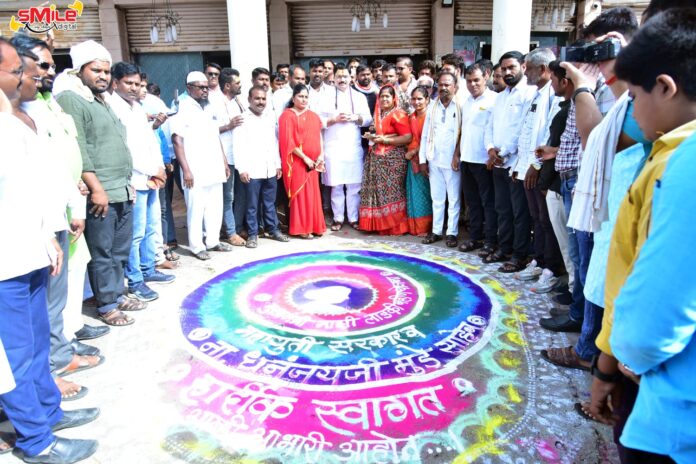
[169,71,232,260]
[56,40,149,326]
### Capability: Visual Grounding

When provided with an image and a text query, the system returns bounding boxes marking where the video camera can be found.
[560,38,622,63]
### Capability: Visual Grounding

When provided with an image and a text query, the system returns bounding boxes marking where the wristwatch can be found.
[572,87,595,103]
[532,163,542,171]
[591,355,622,383]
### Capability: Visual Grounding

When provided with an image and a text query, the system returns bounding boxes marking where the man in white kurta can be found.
[170,72,231,260]
[320,65,372,228]
[418,72,462,248]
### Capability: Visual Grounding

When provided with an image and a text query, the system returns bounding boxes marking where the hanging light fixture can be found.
[347,0,388,32]
[149,0,181,44]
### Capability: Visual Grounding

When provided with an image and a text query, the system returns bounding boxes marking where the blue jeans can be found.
[0,268,62,456]
[246,177,279,237]
[126,189,159,287]
[160,183,175,244]
[560,173,584,322]
[222,164,236,237]
[574,229,603,360]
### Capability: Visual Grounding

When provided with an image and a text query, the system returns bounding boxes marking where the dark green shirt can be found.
[57,90,133,203]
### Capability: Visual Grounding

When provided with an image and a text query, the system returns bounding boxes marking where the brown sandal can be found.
[56,354,105,377]
[100,309,135,326]
[225,234,247,246]
[540,346,591,371]
[330,221,343,231]
[117,297,147,312]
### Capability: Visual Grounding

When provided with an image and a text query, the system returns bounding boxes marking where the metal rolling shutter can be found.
[0,7,102,49]
[456,0,575,32]
[124,3,229,54]
[290,0,431,58]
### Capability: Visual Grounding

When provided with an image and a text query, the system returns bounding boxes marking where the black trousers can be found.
[461,161,497,245]
[525,186,563,274]
[492,167,530,259]
[84,201,133,314]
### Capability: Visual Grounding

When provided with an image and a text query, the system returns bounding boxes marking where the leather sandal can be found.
[459,239,483,252]
[498,258,527,273]
[483,249,509,263]
[540,346,591,371]
[421,233,442,244]
[99,309,135,326]
[55,377,88,401]
[56,354,105,377]
[330,221,343,231]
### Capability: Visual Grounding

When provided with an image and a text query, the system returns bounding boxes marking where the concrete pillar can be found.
[99,0,130,62]
[269,0,291,68]
[491,0,533,63]
[227,0,269,84]
[431,3,454,63]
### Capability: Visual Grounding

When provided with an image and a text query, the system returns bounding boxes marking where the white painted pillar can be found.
[491,0,533,63]
[227,0,269,85]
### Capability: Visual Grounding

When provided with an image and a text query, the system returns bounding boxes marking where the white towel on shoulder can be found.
[567,91,630,233]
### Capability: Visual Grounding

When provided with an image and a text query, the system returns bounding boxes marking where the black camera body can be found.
[560,38,622,63]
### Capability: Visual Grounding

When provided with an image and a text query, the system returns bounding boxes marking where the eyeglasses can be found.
[206,72,220,77]
[0,67,24,80]
[189,84,209,91]
[37,61,56,71]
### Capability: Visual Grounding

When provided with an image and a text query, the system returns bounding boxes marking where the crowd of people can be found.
[0,0,694,462]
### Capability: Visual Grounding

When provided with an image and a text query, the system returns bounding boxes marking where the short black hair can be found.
[348,56,364,65]
[644,0,695,21]
[382,63,396,73]
[146,82,160,96]
[437,71,457,84]
[614,8,696,101]
[323,59,335,68]
[111,61,140,80]
[441,53,463,72]
[271,72,286,82]
[581,7,639,40]
[140,72,148,81]
[289,64,305,75]
[356,64,370,75]
[309,58,324,70]
[371,59,387,69]
[276,63,290,72]
[334,63,348,73]
[9,34,49,55]
[548,60,567,80]
[205,62,222,72]
[499,51,525,65]
[396,56,413,68]
[476,58,493,75]
[464,63,487,77]
[492,63,501,71]
[251,67,270,80]
[417,59,436,75]
[248,84,267,97]
[220,67,240,87]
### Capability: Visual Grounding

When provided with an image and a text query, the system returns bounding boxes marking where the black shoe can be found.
[445,235,458,248]
[52,408,100,432]
[549,306,569,317]
[539,314,582,333]
[70,339,100,357]
[553,292,573,306]
[74,325,110,341]
[20,437,98,464]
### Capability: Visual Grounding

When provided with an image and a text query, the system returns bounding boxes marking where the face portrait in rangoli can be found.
[161,243,572,463]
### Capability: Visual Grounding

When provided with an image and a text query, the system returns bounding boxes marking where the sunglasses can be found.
[206,72,220,77]
[37,61,56,71]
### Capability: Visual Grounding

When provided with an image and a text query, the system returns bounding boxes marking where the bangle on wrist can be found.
[591,355,622,383]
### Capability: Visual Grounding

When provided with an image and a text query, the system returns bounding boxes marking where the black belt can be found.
[559,168,577,180]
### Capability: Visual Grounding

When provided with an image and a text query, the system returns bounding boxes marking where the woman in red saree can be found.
[278,85,326,238]
[359,85,412,235]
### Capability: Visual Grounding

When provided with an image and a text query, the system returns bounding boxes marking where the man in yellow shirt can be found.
[585,8,696,463]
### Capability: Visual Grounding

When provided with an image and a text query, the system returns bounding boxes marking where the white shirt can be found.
[484,77,536,171]
[272,86,293,117]
[513,80,562,175]
[233,109,280,180]
[308,83,328,113]
[109,93,164,191]
[170,98,226,187]
[320,87,373,186]
[0,114,57,281]
[419,98,462,169]
[141,93,169,116]
[460,89,498,164]
[23,96,86,233]
[207,93,246,165]
[456,78,471,102]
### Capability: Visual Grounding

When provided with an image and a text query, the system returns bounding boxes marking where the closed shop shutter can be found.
[456,0,574,32]
[0,6,101,49]
[290,0,431,58]
[124,2,229,54]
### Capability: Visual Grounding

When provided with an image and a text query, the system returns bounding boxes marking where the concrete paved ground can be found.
[0,201,620,464]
